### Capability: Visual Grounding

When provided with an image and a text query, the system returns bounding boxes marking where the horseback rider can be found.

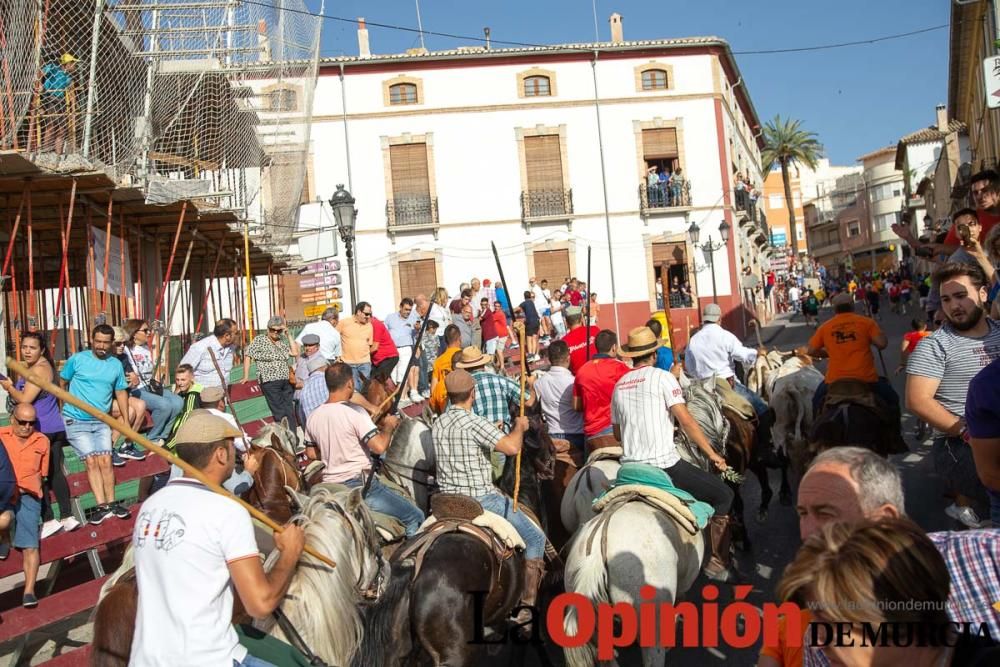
[684,304,768,417]
[613,327,740,582]
[799,292,901,435]
[431,369,547,623]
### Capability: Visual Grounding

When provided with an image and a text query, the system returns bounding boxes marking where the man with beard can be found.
[907,262,1000,528]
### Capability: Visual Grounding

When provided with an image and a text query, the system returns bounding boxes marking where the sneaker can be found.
[420,390,431,399]
[111,451,126,467]
[0,541,9,560]
[60,516,82,532]
[118,443,146,461]
[89,505,112,525]
[409,390,423,404]
[945,503,983,529]
[110,503,131,520]
[40,520,64,540]
[22,593,38,608]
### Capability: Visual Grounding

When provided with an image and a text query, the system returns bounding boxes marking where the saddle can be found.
[587,434,621,455]
[824,379,881,413]
[585,484,702,562]
[713,378,756,421]
[394,494,520,581]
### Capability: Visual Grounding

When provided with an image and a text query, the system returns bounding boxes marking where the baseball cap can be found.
[702,304,722,323]
[444,369,475,393]
[199,386,225,404]
[174,410,241,445]
[301,333,320,345]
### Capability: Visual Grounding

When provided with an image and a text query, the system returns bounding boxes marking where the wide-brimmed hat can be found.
[619,326,661,358]
[174,410,241,445]
[453,346,492,369]
[702,304,722,323]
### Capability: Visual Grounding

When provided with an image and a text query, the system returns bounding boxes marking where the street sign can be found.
[985,56,1000,109]
[304,302,342,317]
[771,231,787,247]
[306,259,342,273]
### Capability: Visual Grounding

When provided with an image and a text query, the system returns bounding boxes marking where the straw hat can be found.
[453,346,492,369]
[619,326,661,358]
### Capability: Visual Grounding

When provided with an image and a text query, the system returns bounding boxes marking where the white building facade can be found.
[306,27,767,342]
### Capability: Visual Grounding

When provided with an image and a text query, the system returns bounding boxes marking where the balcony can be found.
[639,181,692,219]
[386,195,439,242]
[733,187,758,222]
[520,188,573,232]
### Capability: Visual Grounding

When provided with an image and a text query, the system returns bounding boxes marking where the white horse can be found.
[560,448,622,534]
[380,412,435,513]
[563,501,705,667]
[255,485,388,667]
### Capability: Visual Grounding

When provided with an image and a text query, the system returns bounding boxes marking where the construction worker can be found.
[40,53,77,154]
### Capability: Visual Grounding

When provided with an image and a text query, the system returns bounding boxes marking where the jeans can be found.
[477,492,546,559]
[733,379,768,417]
[41,430,71,520]
[65,419,112,458]
[135,388,184,441]
[417,354,430,393]
[235,655,278,667]
[812,377,899,417]
[343,475,425,537]
[348,362,373,393]
[260,379,298,431]
[664,458,734,516]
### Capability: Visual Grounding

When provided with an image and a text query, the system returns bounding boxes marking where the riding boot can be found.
[704,516,741,583]
[513,559,547,630]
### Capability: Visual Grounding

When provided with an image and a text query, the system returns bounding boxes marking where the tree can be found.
[761,116,822,256]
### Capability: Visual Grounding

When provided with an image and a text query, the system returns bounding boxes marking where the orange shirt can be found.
[0,427,50,498]
[809,313,882,383]
[336,318,373,364]
[429,348,462,414]
[759,609,810,666]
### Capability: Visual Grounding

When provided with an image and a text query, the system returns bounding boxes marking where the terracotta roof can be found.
[898,120,968,145]
[856,145,897,162]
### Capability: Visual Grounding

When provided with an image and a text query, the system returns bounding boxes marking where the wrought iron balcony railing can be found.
[639,181,691,213]
[521,188,573,220]
[386,195,439,240]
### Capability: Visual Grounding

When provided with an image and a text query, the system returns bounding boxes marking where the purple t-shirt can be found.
[15,375,65,435]
[967,358,1000,438]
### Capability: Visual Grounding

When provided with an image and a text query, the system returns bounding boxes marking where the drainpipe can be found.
[590,50,621,337]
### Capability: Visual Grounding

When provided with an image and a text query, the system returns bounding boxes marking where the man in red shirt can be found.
[574,330,629,449]
[561,306,600,374]
[370,317,399,384]
[564,279,583,307]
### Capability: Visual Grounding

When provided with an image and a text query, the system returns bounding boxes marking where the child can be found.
[516,291,541,363]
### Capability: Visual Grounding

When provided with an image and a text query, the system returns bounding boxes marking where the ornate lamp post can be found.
[329,184,358,311]
[688,220,731,304]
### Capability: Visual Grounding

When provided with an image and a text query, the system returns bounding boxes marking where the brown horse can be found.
[243,420,304,524]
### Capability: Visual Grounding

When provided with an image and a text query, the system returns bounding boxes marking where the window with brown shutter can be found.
[390,143,430,197]
[642,128,679,160]
[533,250,570,290]
[398,259,438,301]
[524,135,564,191]
[652,241,693,304]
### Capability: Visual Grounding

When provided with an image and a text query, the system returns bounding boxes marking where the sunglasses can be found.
[268,327,284,333]
[362,312,372,317]
[13,417,36,426]
[138,327,150,333]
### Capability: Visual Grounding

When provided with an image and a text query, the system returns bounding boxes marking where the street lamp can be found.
[329,184,358,311]
[688,220,730,303]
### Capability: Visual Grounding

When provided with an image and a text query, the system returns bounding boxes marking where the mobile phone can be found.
[957,223,971,244]
[0,373,8,382]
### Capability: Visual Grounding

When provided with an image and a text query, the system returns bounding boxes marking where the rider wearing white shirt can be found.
[131,412,304,667]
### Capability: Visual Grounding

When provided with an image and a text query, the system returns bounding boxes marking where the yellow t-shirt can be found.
[809,313,881,383]
[336,318,373,364]
[430,348,462,414]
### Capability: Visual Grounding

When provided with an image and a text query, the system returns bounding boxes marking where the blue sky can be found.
[309,0,949,165]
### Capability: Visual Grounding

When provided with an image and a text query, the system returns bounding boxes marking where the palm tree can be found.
[761,115,822,256]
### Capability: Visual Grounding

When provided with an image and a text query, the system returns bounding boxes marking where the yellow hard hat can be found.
[60,53,78,65]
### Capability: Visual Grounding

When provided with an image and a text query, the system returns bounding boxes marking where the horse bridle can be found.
[322,501,387,603]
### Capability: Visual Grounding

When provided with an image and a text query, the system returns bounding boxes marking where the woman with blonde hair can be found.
[775,517,999,666]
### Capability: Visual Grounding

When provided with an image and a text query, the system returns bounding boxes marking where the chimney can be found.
[936,104,948,132]
[609,13,624,44]
[358,18,370,58]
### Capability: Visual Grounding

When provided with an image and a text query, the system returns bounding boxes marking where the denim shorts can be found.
[13,493,41,549]
[65,419,113,458]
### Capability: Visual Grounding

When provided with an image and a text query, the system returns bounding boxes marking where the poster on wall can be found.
[90,226,135,298]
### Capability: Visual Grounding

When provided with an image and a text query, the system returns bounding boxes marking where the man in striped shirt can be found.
[611,326,739,582]
[906,262,1000,529]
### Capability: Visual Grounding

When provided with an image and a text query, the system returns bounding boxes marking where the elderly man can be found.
[0,404,50,607]
[298,356,331,422]
[293,334,322,396]
[295,307,342,362]
[758,446,1000,667]
[338,302,377,392]
[131,412,304,666]
[180,319,244,388]
[686,303,767,416]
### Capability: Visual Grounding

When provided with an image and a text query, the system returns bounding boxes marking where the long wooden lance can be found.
[585,245,592,362]
[7,357,336,570]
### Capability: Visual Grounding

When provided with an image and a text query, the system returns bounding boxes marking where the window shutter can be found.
[642,128,679,159]
[532,250,570,289]
[524,135,564,191]
[398,259,437,300]
[390,143,430,197]
[652,242,687,266]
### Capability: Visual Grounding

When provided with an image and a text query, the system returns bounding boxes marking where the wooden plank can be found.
[39,645,91,666]
[0,576,108,643]
[0,508,138,579]
[228,380,263,403]
[64,456,169,500]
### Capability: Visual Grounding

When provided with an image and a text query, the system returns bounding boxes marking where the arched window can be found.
[523,75,551,97]
[389,82,419,105]
[641,68,668,91]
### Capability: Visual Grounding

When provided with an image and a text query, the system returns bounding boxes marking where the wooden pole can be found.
[26,188,35,329]
[1,181,27,278]
[153,201,187,321]
[585,245,592,362]
[243,220,255,340]
[101,195,113,312]
[7,358,336,570]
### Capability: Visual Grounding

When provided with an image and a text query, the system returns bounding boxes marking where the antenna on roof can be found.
[484,27,491,50]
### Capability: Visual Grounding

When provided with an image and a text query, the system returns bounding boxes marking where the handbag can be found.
[125,346,163,395]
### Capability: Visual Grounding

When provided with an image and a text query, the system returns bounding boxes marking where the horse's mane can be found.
[252,420,297,458]
[254,487,383,666]
[676,379,730,471]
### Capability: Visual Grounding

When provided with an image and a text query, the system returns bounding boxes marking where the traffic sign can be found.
[304,302,342,317]
[985,56,1000,109]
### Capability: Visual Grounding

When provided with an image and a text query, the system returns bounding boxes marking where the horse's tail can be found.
[353,561,413,667]
[562,522,609,667]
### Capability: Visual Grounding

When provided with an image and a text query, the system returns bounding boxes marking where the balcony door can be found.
[524,134,567,216]
[642,128,683,207]
[398,258,438,301]
[389,143,433,226]
[532,249,570,291]
[652,241,693,308]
